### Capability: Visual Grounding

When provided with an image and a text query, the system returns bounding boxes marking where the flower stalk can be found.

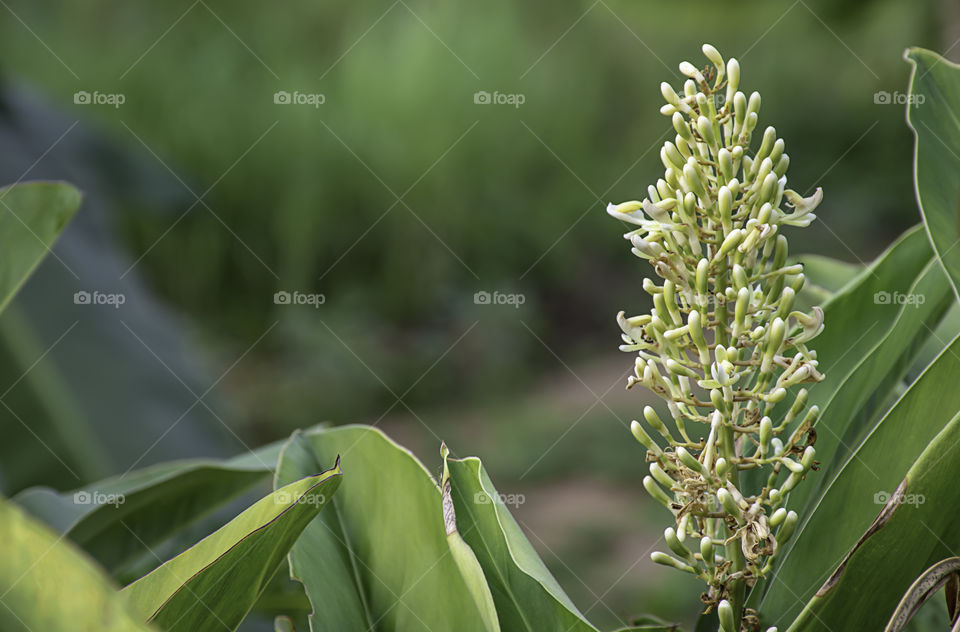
[607,44,825,632]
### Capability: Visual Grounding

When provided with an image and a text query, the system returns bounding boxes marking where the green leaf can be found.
[0,181,81,314]
[786,407,960,631]
[804,257,953,491]
[275,425,499,632]
[444,453,599,631]
[12,444,281,577]
[760,333,960,629]
[906,48,960,301]
[122,464,341,631]
[0,496,154,632]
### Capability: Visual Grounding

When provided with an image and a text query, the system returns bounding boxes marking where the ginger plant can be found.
[606,44,825,632]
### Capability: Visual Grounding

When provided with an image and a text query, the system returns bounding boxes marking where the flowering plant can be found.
[607,44,825,631]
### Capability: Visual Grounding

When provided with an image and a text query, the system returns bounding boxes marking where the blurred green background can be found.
[0,0,954,627]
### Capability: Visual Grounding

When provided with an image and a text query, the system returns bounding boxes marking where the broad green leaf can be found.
[123,465,341,631]
[786,408,960,631]
[760,333,960,628]
[0,496,154,632]
[441,448,501,632]
[906,48,960,301]
[444,453,598,631]
[12,443,282,577]
[275,425,499,632]
[806,258,953,491]
[0,181,81,313]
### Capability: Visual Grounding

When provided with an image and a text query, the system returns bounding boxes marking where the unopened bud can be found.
[643,476,673,508]
[717,488,742,520]
[651,551,696,574]
[677,446,705,474]
[700,536,715,569]
[665,527,692,560]
[776,510,798,545]
[718,600,736,632]
[631,420,662,455]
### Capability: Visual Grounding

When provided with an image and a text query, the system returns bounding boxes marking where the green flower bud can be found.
[700,536,715,569]
[718,599,736,632]
[665,527,692,560]
[631,420,662,455]
[801,445,816,470]
[718,186,733,234]
[673,112,693,140]
[717,488,742,520]
[650,462,676,489]
[759,416,772,457]
[725,58,740,105]
[733,287,750,339]
[765,387,787,403]
[643,476,674,508]
[661,81,683,108]
[644,406,676,443]
[714,229,745,262]
[781,457,804,474]
[678,61,704,84]
[665,358,698,378]
[776,510,798,545]
[715,457,731,480]
[753,127,778,172]
[695,258,709,296]
[677,446,705,474]
[697,115,717,148]
[702,43,723,70]
[683,161,708,200]
[651,551,696,574]
[776,286,796,319]
[769,507,788,527]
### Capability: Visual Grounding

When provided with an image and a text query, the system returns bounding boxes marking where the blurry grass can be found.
[0,0,937,426]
